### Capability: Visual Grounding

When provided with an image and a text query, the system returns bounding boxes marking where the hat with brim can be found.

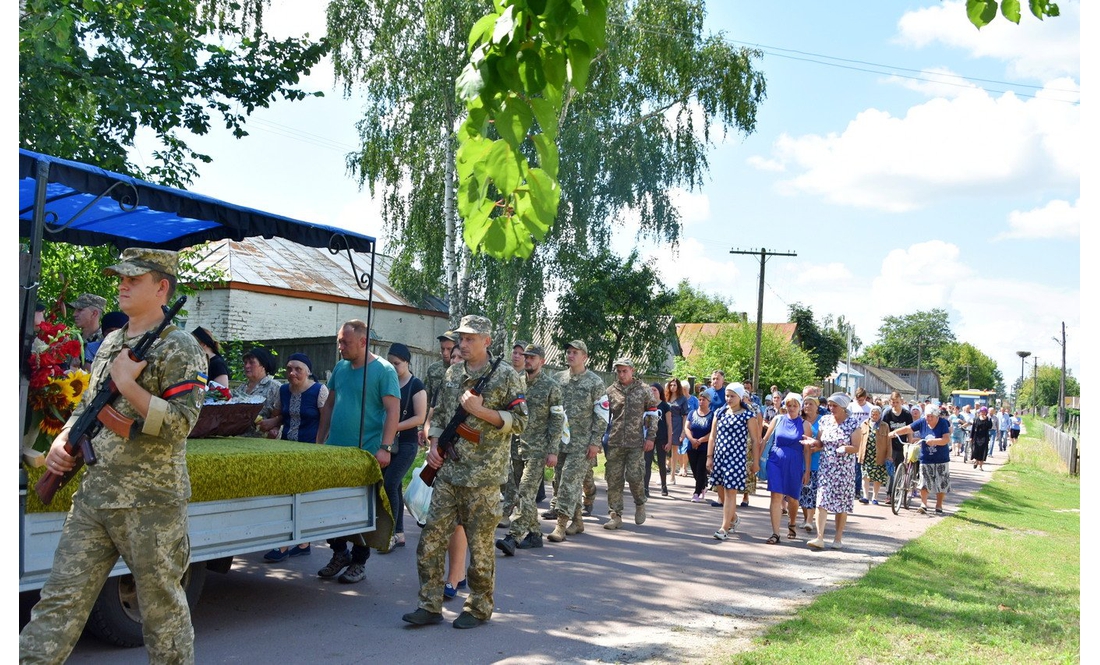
[68,293,107,311]
[565,339,589,354]
[454,315,492,335]
[104,247,179,277]
[612,357,634,368]
[522,344,545,357]
[437,330,460,344]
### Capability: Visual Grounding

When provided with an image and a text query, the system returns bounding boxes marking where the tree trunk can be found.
[443,131,458,323]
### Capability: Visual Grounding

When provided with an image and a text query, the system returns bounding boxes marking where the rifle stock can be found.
[33,296,186,505]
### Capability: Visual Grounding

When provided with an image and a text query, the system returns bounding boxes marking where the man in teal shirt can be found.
[314,318,400,583]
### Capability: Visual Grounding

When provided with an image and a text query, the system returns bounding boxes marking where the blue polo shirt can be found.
[912,417,951,464]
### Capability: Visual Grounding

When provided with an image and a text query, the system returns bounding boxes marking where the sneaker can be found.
[317,550,352,578]
[444,580,466,599]
[871,499,879,506]
[732,515,741,532]
[709,500,724,507]
[661,488,669,496]
[634,504,646,525]
[515,532,543,549]
[691,493,701,503]
[713,528,728,541]
[495,535,517,556]
[806,538,825,550]
[801,522,813,533]
[288,544,311,557]
[918,505,928,515]
[935,508,944,515]
[453,611,485,629]
[858,497,870,505]
[402,608,444,625]
[337,562,367,584]
[263,547,290,562]
[829,540,844,550]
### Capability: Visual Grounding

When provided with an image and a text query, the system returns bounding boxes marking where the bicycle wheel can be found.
[901,465,913,511]
[891,465,905,515]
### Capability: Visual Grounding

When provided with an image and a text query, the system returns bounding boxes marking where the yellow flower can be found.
[58,370,91,405]
[40,414,64,437]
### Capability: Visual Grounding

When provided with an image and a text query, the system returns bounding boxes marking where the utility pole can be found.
[961,364,973,389]
[1052,322,1066,429]
[915,336,924,402]
[729,247,797,392]
[1016,350,1031,410]
[1032,356,1039,414]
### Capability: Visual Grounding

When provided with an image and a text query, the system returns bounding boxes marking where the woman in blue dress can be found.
[803,392,864,550]
[762,393,811,544]
[798,396,822,533]
[706,384,760,540]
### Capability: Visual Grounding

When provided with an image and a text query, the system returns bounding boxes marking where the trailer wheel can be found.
[85,561,206,647]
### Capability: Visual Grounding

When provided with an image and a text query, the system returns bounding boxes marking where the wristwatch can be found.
[379,444,395,453]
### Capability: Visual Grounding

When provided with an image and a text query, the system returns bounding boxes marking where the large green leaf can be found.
[485,139,522,195]
[967,0,1000,28]
[456,134,493,182]
[1001,0,1022,22]
[462,198,499,250]
[517,48,546,95]
[565,38,592,91]
[529,97,558,141]
[456,61,486,101]
[496,95,534,149]
[526,167,560,223]
[492,5,517,45]
[532,133,559,180]
[468,13,498,53]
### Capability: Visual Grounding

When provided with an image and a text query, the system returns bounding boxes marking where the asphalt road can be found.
[65,450,1004,664]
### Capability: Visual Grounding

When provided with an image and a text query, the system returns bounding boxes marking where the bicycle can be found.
[891,439,921,515]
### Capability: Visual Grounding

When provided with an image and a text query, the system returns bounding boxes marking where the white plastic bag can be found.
[403,463,434,525]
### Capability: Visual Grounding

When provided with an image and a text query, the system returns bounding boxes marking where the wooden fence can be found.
[1040,421,1079,476]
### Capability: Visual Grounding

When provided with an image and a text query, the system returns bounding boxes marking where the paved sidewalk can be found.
[67,452,1003,664]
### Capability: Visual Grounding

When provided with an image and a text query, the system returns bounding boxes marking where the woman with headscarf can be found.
[858,404,891,505]
[684,389,716,503]
[233,347,281,437]
[762,393,810,543]
[259,352,329,561]
[889,404,952,514]
[797,396,822,533]
[382,342,427,550]
[192,326,229,387]
[706,383,760,540]
[803,392,864,550]
[969,406,994,471]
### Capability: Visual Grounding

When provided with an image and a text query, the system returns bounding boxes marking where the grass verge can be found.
[725,415,1080,664]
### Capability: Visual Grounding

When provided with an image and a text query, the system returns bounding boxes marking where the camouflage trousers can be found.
[20,499,193,665]
[500,436,522,517]
[604,446,647,516]
[550,449,591,518]
[508,457,545,540]
[583,457,597,510]
[417,480,501,620]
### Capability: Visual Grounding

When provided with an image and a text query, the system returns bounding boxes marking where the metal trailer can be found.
[17,149,381,647]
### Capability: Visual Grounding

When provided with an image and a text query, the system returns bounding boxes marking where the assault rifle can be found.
[35,296,187,504]
[420,355,504,487]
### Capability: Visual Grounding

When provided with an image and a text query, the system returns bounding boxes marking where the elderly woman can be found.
[890,404,952,514]
[706,383,760,540]
[762,393,810,543]
[858,404,891,505]
[233,346,281,438]
[259,352,329,561]
[797,396,822,532]
[970,406,994,471]
[803,393,864,550]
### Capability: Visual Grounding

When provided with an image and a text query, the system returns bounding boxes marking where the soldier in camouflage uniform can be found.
[424,331,459,416]
[496,344,563,555]
[603,357,659,530]
[21,248,206,665]
[402,315,528,630]
[546,340,606,540]
[498,340,528,527]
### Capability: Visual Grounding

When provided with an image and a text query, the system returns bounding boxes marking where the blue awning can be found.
[18,149,376,253]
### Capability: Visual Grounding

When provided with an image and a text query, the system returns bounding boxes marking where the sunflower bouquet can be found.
[25,319,90,453]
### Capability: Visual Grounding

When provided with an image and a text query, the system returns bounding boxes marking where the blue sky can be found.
[131,0,1082,383]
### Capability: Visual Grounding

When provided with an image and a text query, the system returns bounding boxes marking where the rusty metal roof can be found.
[185,236,446,313]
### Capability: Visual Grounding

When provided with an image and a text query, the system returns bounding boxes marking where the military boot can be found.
[566,506,585,535]
[635,503,647,525]
[548,515,569,542]
[516,532,543,549]
[603,511,622,530]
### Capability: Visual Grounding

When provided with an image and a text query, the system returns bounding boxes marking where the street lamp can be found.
[1016,350,1030,409]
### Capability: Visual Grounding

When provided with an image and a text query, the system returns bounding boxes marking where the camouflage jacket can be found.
[518,369,564,459]
[65,325,206,508]
[430,355,528,487]
[606,379,659,449]
[424,359,447,408]
[555,368,606,454]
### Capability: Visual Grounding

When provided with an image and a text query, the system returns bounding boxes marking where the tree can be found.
[327,0,766,324]
[669,280,744,324]
[967,0,1059,28]
[552,250,675,373]
[1015,363,1078,409]
[19,1,328,189]
[675,324,817,394]
[788,303,847,380]
[859,309,956,369]
[934,342,1004,397]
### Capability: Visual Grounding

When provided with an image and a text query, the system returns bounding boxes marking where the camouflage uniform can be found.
[553,368,606,520]
[500,373,527,520]
[424,359,448,408]
[417,354,527,621]
[508,369,563,541]
[604,378,658,518]
[21,248,206,665]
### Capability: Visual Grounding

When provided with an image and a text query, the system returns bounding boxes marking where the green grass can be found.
[724,415,1080,665]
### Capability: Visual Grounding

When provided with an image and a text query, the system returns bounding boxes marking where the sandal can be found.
[765,533,781,545]
[787,525,797,540]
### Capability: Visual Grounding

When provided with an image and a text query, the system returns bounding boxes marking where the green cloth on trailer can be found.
[24,438,393,550]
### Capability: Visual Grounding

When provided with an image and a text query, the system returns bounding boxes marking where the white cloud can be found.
[669,188,711,226]
[746,155,785,172]
[884,66,982,99]
[895,0,1080,81]
[999,198,1079,240]
[757,82,1079,212]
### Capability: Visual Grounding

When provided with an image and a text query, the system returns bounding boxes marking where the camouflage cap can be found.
[564,339,588,354]
[522,344,545,357]
[454,314,492,335]
[437,330,460,344]
[104,247,179,277]
[512,339,530,350]
[613,357,634,368]
[68,293,107,311]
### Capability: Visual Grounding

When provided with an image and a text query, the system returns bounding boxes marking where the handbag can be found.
[403,462,434,525]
